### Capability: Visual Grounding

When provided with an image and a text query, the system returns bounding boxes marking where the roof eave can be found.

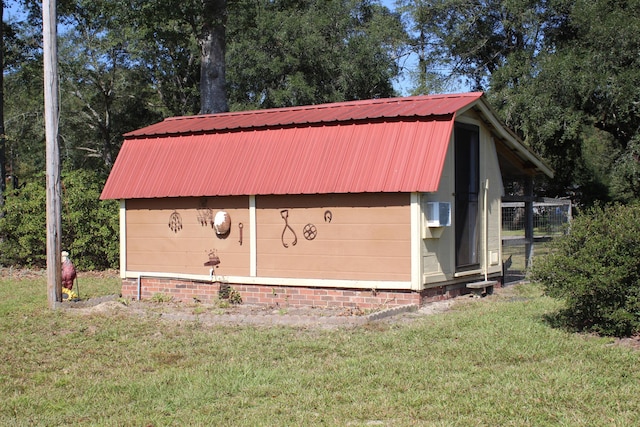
[471,98,554,179]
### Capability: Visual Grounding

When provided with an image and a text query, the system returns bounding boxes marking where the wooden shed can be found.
[100,93,552,308]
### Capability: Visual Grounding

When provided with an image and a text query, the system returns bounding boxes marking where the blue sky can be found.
[3,0,467,96]
[381,0,472,95]
[380,0,414,95]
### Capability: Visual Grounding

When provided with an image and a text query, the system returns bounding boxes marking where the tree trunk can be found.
[199,0,228,114]
[0,0,6,212]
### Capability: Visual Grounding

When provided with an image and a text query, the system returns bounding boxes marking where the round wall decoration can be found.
[213,211,231,235]
[303,223,317,240]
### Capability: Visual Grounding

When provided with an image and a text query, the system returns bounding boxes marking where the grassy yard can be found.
[2,273,640,426]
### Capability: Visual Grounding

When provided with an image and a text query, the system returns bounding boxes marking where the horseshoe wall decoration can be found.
[280,209,297,248]
[324,210,333,223]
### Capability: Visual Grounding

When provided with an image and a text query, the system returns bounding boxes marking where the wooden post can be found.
[43,0,62,309]
[524,176,534,269]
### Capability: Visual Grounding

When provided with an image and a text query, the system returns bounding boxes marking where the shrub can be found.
[59,170,119,270]
[0,169,119,270]
[530,203,640,337]
[0,177,47,266]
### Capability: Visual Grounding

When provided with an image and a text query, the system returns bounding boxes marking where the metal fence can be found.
[502,198,572,284]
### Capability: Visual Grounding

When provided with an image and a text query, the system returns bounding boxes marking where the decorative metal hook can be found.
[280,209,297,248]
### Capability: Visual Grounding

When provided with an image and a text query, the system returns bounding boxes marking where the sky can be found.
[380,0,473,95]
[380,0,415,95]
[3,0,468,96]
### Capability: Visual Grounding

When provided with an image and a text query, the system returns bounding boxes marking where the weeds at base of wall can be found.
[150,292,174,303]
[218,283,242,305]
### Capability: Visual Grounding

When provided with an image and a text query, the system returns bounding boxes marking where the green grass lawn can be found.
[2,273,639,426]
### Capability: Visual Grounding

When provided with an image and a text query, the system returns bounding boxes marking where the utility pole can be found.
[43,0,62,309]
[0,0,6,213]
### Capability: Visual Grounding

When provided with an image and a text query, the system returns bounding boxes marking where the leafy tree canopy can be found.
[3,0,404,184]
[399,0,640,204]
[227,0,404,109]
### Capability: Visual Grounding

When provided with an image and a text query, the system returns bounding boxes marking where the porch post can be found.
[524,176,534,268]
[249,195,257,277]
[119,200,127,278]
[410,193,423,291]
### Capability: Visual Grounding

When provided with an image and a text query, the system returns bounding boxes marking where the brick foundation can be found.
[122,276,502,309]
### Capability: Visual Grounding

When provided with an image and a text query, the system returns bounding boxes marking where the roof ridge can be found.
[163,92,484,123]
[123,92,484,138]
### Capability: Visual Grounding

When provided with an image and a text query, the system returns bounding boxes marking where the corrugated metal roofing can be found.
[101,93,486,199]
[124,92,483,137]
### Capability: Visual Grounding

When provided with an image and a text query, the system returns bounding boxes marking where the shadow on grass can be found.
[541,309,580,333]
[541,307,638,338]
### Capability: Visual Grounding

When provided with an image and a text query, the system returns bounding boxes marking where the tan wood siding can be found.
[486,135,505,273]
[256,194,411,281]
[126,197,250,276]
[422,114,506,284]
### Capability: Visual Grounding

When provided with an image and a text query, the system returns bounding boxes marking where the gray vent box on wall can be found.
[426,202,451,227]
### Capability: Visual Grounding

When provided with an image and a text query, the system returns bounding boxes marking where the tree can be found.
[0,0,36,204]
[562,0,640,201]
[226,0,404,110]
[57,1,164,172]
[1,0,6,213]
[4,0,405,183]
[199,0,228,113]
[397,0,549,93]
[489,0,640,203]
[123,0,228,115]
[399,0,640,204]
[117,0,404,113]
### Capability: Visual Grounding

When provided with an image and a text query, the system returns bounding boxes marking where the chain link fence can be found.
[502,198,572,284]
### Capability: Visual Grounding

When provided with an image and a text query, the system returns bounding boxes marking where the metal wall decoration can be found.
[238,222,244,245]
[324,210,333,223]
[204,249,220,267]
[168,210,183,233]
[303,223,317,240]
[213,210,231,236]
[280,209,297,248]
[197,208,214,227]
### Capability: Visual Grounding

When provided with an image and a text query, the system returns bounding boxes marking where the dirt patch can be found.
[62,294,459,329]
[3,267,459,328]
[611,335,640,351]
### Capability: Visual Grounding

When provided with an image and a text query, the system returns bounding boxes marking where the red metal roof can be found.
[101,93,484,199]
[124,93,483,138]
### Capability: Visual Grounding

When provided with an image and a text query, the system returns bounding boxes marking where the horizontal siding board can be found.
[125,197,250,276]
[255,194,411,282]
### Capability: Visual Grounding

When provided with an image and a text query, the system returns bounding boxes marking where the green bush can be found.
[0,169,119,270]
[530,203,640,337]
[0,177,47,266]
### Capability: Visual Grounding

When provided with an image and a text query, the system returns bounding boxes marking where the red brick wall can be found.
[121,276,502,309]
[122,277,421,309]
